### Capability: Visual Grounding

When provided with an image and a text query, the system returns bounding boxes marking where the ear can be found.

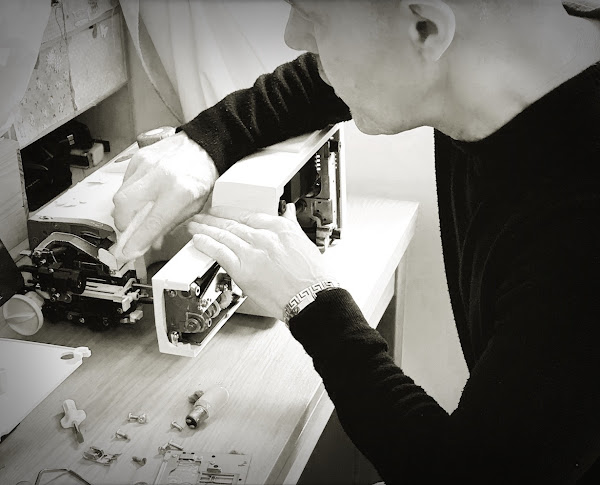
[406,1,455,62]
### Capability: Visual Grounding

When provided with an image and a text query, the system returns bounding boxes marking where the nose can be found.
[284,8,318,53]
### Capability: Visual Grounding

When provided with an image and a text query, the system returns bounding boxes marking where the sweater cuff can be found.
[289,288,388,356]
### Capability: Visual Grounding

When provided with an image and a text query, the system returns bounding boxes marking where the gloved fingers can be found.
[189,214,263,246]
[120,190,197,259]
[112,174,159,232]
[282,203,298,222]
[191,223,252,255]
[192,233,240,277]
[204,206,286,231]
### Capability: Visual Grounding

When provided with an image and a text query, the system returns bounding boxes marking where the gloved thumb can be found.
[282,202,297,222]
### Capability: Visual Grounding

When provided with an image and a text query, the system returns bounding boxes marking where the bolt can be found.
[167,439,184,451]
[115,429,130,440]
[170,421,183,431]
[158,443,170,455]
[128,412,148,423]
[132,456,147,466]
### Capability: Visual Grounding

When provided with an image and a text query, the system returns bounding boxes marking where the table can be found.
[0,195,417,485]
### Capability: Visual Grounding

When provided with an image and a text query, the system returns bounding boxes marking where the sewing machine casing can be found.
[21,124,344,357]
[153,124,345,356]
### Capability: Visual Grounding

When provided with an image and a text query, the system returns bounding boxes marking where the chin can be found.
[353,114,393,135]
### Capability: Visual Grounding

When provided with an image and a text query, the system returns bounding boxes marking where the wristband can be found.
[283,280,340,325]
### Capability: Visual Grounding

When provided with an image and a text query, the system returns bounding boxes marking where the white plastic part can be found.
[2,291,45,336]
[0,339,91,438]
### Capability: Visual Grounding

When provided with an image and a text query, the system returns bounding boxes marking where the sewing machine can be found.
[6,124,344,357]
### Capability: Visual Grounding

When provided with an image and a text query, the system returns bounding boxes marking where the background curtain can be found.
[121,0,296,123]
[0,1,51,134]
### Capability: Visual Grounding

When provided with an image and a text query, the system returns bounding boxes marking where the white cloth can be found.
[0,1,51,134]
[121,0,297,122]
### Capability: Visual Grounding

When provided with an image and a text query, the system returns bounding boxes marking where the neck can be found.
[434,10,600,141]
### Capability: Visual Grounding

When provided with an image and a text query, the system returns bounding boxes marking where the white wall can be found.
[344,123,468,412]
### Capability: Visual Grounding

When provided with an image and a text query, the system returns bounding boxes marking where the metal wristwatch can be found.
[283,280,341,325]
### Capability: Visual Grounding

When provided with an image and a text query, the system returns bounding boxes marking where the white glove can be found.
[112,132,219,261]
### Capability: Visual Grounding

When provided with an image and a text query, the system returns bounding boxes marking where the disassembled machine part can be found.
[60,399,85,443]
[153,451,251,485]
[82,446,120,465]
[153,125,344,357]
[32,468,92,485]
[132,456,147,466]
[170,421,183,431]
[115,429,130,440]
[128,412,148,424]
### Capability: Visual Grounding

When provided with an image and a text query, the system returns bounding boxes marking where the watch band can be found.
[283,280,341,325]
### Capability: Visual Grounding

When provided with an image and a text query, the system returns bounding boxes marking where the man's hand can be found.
[189,204,336,320]
[112,132,219,260]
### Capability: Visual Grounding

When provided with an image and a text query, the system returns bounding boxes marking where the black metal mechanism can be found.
[281,130,343,250]
[164,262,243,347]
[18,230,147,330]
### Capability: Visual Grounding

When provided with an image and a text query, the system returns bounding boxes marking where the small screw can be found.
[158,443,170,454]
[170,421,183,431]
[167,439,184,451]
[128,412,148,424]
[132,456,147,466]
[115,429,130,440]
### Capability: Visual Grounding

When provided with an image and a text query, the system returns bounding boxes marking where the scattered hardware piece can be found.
[158,443,170,455]
[32,468,92,485]
[168,439,184,451]
[153,451,251,485]
[128,412,148,424]
[115,429,130,440]
[60,399,86,443]
[82,446,120,465]
[170,421,183,431]
[186,386,229,428]
[132,456,147,466]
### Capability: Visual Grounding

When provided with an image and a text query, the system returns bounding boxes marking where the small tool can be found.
[60,399,86,443]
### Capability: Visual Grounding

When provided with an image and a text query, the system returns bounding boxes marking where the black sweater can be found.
[180,39,600,485]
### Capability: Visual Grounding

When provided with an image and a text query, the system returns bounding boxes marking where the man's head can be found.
[283,0,591,139]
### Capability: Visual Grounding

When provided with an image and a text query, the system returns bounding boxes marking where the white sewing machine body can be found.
[16,124,344,356]
[154,124,345,356]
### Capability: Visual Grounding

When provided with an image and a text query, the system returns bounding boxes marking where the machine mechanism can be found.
[153,451,251,485]
[5,124,345,356]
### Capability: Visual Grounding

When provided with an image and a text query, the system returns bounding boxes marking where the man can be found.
[113,1,600,482]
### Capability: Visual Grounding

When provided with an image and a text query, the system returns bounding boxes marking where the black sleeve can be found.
[179,53,351,174]
[289,208,600,484]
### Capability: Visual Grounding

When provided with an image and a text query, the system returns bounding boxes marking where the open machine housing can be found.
[14,125,344,356]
